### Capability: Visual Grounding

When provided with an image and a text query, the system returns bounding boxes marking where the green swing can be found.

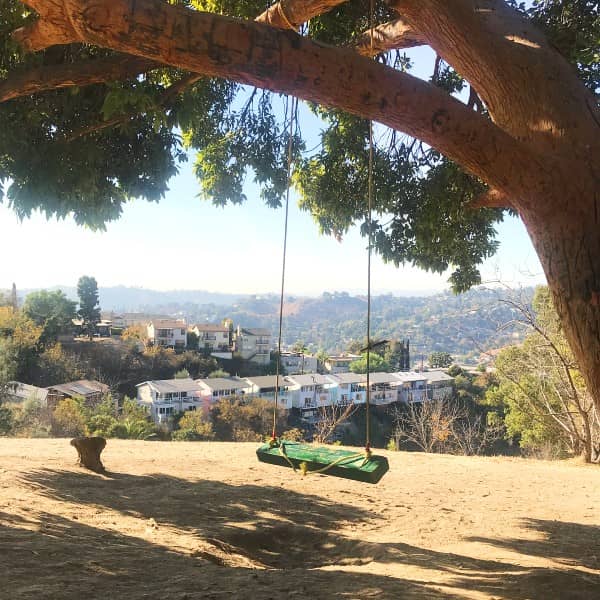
[256,71,389,484]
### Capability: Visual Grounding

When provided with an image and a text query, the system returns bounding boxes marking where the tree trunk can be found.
[525,211,600,424]
[70,436,107,473]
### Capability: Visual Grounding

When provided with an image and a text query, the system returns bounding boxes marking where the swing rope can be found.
[267,2,377,473]
[364,0,376,456]
[271,93,298,444]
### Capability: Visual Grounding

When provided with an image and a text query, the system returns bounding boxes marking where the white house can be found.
[191,324,231,353]
[325,372,367,405]
[136,378,204,424]
[424,370,455,400]
[323,354,361,374]
[395,371,429,403]
[196,377,252,407]
[280,352,318,375]
[147,319,187,350]
[234,327,271,364]
[243,375,294,409]
[285,373,337,421]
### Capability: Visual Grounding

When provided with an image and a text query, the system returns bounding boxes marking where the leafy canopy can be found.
[0,1,598,290]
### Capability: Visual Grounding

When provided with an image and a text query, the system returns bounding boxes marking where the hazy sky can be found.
[0,46,545,297]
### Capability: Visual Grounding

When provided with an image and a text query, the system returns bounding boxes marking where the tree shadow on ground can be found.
[0,509,457,600]
[15,469,600,599]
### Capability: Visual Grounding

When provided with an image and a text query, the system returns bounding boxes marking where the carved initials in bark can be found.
[70,437,107,473]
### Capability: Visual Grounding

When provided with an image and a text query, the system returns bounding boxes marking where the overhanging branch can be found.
[0,55,157,103]
[13,0,554,206]
[354,18,426,56]
[255,0,347,29]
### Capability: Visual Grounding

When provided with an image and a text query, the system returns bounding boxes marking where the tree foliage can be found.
[486,287,599,462]
[428,351,453,369]
[22,290,76,345]
[349,352,391,374]
[77,276,101,336]
[2,1,596,291]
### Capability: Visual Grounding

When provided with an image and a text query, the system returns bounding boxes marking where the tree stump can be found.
[70,437,106,473]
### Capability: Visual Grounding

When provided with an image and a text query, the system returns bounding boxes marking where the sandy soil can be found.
[0,439,598,599]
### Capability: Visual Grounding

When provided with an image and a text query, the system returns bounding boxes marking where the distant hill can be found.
[16,284,535,362]
[19,285,247,310]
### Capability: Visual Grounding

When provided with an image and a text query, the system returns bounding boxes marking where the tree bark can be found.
[70,436,106,473]
[0,55,156,103]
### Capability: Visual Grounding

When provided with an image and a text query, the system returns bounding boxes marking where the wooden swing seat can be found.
[256,441,389,484]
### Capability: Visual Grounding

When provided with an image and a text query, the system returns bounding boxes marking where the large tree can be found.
[22,289,77,345]
[77,275,100,338]
[0,1,598,411]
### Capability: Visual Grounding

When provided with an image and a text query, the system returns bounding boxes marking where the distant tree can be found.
[487,287,599,462]
[34,344,85,387]
[51,397,87,437]
[429,351,453,369]
[174,352,218,380]
[77,276,101,339]
[174,369,190,379]
[0,384,14,435]
[186,330,199,351]
[122,324,149,348]
[211,397,285,442]
[172,410,214,441]
[0,308,42,383]
[207,368,230,379]
[22,290,76,346]
[349,353,391,374]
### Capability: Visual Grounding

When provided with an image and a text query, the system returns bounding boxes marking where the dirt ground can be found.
[0,439,598,599]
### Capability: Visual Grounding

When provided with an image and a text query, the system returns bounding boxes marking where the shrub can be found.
[51,398,87,437]
[172,410,214,441]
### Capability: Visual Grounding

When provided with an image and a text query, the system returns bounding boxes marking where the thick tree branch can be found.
[13,0,81,50]
[471,188,513,210]
[354,18,426,56]
[255,0,347,30]
[0,55,156,103]
[14,0,555,207]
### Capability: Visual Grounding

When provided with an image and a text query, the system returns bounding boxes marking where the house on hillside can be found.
[243,375,293,409]
[147,319,187,350]
[136,378,203,424]
[234,327,271,365]
[46,380,110,410]
[190,323,231,353]
[196,377,252,408]
[325,372,367,405]
[280,351,318,375]
[285,373,336,421]
[323,354,361,374]
[424,370,455,400]
[395,372,428,403]
[5,382,48,406]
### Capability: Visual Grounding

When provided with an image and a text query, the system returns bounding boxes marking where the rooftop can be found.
[239,328,270,337]
[138,378,203,394]
[243,375,292,389]
[47,380,109,397]
[193,324,229,332]
[149,319,187,329]
[196,377,250,392]
[287,373,331,386]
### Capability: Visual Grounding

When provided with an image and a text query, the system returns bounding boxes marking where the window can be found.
[181,329,186,335]
[181,392,187,398]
